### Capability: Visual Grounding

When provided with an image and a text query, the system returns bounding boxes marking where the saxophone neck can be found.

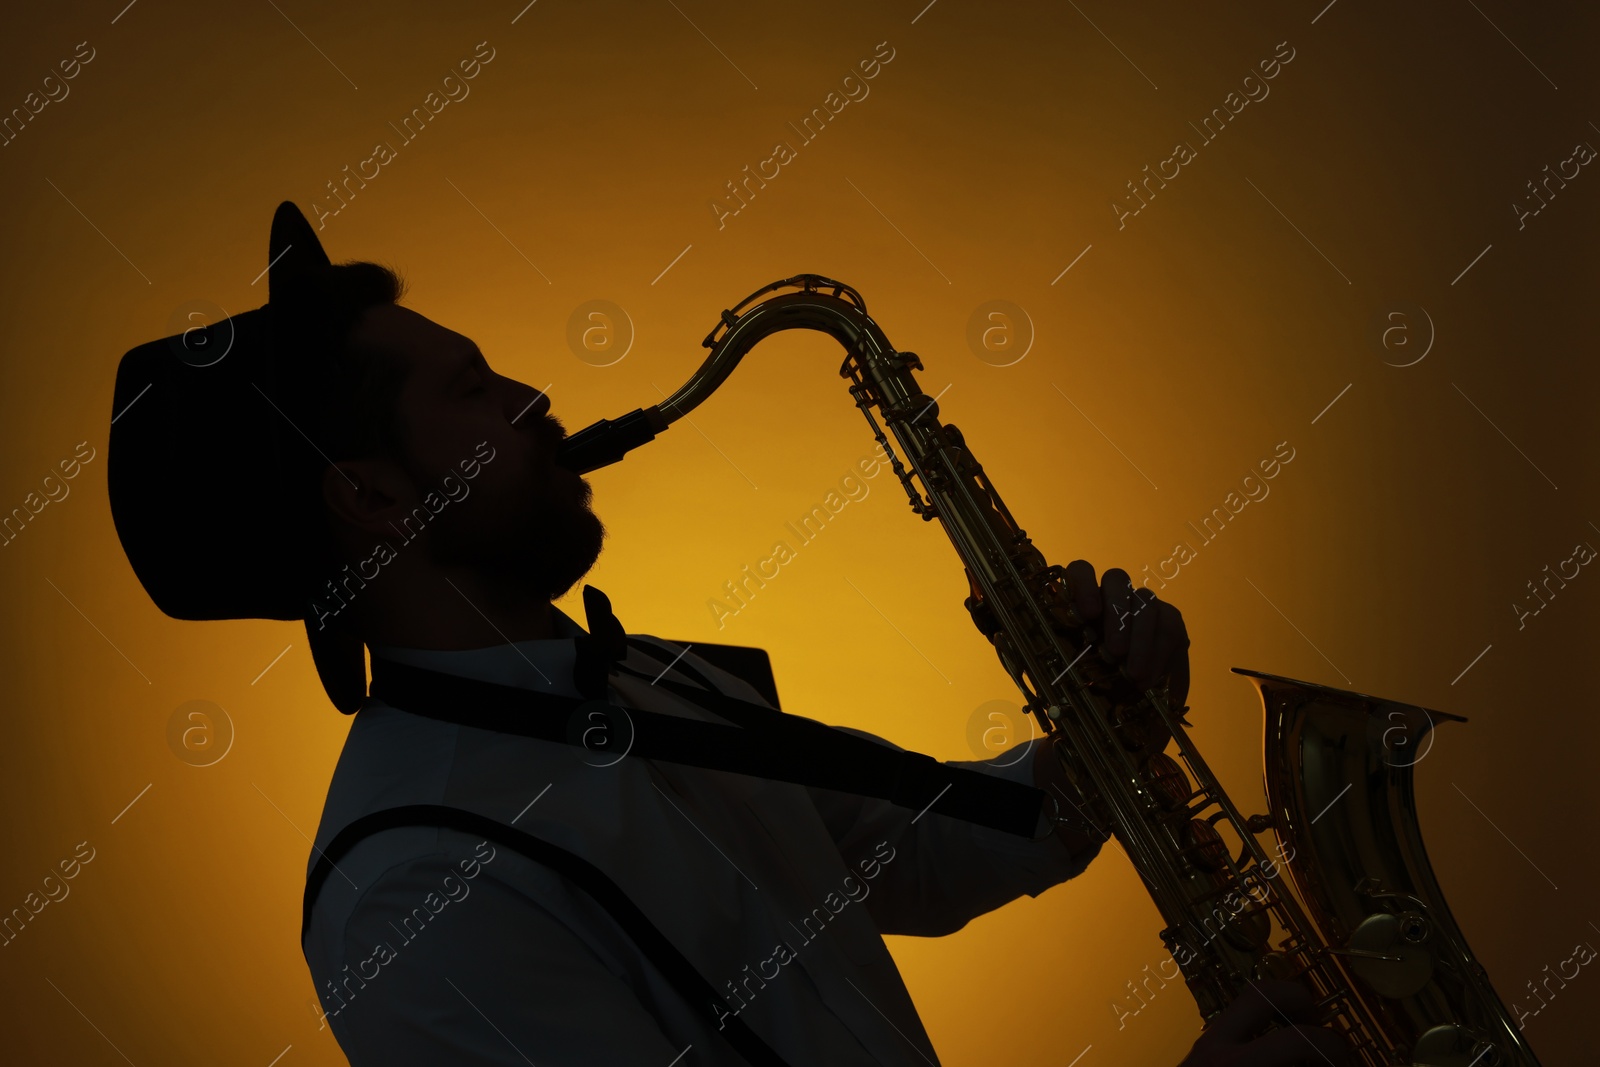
[555,274,886,475]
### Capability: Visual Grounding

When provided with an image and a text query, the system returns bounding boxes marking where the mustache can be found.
[535,414,566,453]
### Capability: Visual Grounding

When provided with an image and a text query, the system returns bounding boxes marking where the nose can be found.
[509,380,552,427]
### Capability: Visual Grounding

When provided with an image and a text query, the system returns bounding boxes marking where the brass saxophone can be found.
[555,275,1541,1067]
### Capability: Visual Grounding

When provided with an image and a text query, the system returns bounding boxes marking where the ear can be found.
[321,458,414,538]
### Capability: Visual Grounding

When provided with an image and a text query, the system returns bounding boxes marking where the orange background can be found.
[1,1,1595,1064]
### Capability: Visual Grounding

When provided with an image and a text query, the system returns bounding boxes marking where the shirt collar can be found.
[366,605,588,696]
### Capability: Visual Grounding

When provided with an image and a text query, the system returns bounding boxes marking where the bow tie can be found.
[571,584,628,699]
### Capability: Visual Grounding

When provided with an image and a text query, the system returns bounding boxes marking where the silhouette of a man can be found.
[108,203,1344,1067]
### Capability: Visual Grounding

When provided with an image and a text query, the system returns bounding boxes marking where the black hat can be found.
[107,202,370,713]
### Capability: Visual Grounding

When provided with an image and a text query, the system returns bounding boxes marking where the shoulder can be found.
[309,834,647,1044]
[305,702,463,880]
[626,634,779,710]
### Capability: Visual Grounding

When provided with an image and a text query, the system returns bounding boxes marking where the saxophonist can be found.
[108,202,1349,1066]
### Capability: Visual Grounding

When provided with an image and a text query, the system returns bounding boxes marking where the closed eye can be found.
[456,347,494,397]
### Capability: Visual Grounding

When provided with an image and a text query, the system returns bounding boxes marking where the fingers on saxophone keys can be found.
[1064,559,1100,621]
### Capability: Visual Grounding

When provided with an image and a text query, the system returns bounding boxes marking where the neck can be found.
[352,562,558,650]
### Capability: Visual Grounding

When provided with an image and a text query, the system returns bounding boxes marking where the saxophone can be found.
[554,275,1541,1067]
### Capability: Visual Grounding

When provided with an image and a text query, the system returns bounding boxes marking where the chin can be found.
[526,505,607,602]
[428,488,605,603]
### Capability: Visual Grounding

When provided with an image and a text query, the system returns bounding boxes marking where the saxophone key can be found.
[1142,752,1192,810]
[1341,912,1435,998]
[1187,821,1231,871]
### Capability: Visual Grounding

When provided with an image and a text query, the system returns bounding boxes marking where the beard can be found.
[518,474,606,601]
[424,462,606,603]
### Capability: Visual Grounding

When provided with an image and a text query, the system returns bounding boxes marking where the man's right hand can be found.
[1177,979,1352,1066]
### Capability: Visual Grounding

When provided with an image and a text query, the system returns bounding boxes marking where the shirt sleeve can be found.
[661,643,1103,937]
[325,850,696,1067]
[804,727,1104,937]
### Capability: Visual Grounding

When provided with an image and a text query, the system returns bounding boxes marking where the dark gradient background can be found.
[0,1,1595,1064]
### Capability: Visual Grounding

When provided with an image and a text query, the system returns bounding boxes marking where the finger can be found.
[1233,1024,1350,1067]
[1139,600,1189,700]
[1064,560,1100,621]
[1202,980,1316,1044]
[1123,587,1161,685]
[1100,568,1136,657]
[1167,636,1191,712]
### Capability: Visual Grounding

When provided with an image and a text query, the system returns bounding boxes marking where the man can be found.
[108,203,1348,1066]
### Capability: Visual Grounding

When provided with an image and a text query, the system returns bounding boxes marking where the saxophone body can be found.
[554,275,1541,1067]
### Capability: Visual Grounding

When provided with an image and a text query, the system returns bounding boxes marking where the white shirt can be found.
[303,606,1103,1065]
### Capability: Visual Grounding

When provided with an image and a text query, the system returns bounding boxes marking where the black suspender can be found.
[306,803,796,1067]
[357,648,1045,838]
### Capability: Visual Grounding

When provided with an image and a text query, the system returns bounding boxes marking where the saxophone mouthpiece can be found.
[554,406,671,475]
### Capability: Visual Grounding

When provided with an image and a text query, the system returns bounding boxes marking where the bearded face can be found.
[339,303,607,607]
[416,412,607,603]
